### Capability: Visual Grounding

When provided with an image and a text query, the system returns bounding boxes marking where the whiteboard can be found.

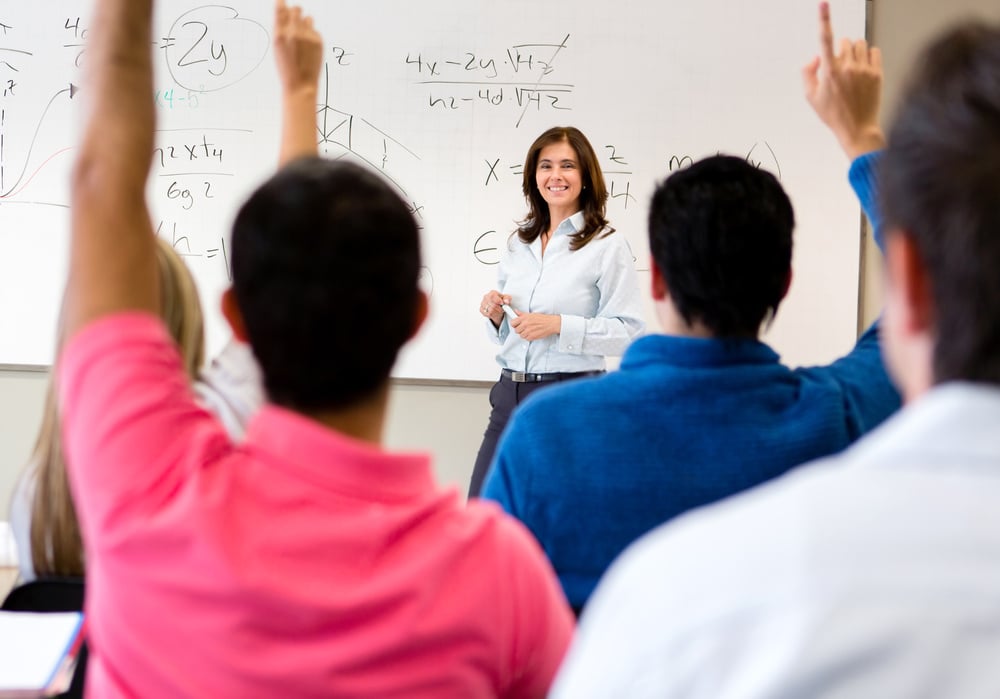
[0,0,867,381]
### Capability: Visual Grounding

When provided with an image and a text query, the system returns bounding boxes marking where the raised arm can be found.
[274,0,324,165]
[798,3,899,428]
[65,0,158,340]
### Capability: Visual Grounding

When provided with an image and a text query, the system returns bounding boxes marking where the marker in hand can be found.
[501,304,519,320]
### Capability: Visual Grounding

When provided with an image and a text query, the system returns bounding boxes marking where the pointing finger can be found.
[818,2,835,67]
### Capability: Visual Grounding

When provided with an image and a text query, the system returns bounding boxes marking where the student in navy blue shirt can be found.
[482,30,899,614]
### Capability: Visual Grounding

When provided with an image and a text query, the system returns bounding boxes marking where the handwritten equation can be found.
[160,6,268,93]
[406,34,573,127]
[151,127,258,279]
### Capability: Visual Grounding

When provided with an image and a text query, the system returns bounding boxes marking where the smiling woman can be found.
[469,126,646,496]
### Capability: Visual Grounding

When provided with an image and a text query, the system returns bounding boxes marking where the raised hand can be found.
[274,0,324,94]
[274,0,324,164]
[802,2,885,159]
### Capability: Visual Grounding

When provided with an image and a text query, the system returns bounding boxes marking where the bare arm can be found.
[802,1,885,159]
[274,0,324,165]
[65,0,158,341]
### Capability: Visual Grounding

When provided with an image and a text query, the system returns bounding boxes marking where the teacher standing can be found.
[470,126,645,496]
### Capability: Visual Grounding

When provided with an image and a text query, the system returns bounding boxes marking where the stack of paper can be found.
[0,611,84,697]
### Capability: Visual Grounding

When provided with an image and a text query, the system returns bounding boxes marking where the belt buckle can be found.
[510,371,528,382]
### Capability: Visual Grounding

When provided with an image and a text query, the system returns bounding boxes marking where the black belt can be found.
[501,369,604,383]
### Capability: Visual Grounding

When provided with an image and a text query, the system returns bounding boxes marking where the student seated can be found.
[551,7,1000,698]
[480,4,899,614]
[8,236,263,583]
[58,1,572,697]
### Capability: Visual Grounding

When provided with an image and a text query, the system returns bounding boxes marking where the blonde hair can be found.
[27,237,205,577]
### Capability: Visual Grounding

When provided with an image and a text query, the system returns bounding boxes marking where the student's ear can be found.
[780,268,793,301]
[410,290,429,341]
[651,261,669,301]
[885,232,934,335]
[221,288,250,343]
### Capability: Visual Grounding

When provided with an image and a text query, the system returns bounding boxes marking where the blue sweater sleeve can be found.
[799,149,900,436]
[848,150,885,252]
[805,322,900,436]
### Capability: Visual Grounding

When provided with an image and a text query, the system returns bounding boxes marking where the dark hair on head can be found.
[517,126,613,250]
[232,158,421,411]
[881,21,1000,385]
[648,155,794,338]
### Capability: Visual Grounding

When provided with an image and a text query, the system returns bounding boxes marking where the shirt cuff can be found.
[848,151,880,199]
[558,315,585,354]
[848,150,885,252]
[485,317,506,345]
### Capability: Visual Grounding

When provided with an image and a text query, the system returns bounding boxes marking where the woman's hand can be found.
[511,313,561,341]
[480,290,512,327]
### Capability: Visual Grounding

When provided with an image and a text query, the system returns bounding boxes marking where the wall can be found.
[5,0,1000,520]
[859,0,1000,326]
[0,369,49,518]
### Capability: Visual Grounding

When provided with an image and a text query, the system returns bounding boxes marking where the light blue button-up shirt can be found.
[487,212,645,373]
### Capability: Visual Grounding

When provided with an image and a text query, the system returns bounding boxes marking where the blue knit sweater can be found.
[482,152,901,611]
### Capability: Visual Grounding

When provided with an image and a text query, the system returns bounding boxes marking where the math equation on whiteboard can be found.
[406,35,573,127]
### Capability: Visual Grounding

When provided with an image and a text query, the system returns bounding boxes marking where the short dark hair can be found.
[648,155,794,337]
[881,22,1000,385]
[518,126,612,250]
[231,158,421,410]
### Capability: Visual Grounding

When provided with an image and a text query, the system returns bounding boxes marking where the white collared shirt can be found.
[488,212,644,373]
[551,382,1000,699]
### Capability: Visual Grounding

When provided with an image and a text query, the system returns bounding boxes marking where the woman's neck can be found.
[547,205,577,229]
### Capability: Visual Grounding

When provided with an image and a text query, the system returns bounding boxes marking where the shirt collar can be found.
[244,405,437,502]
[621,333,780,370]
[553,211,586,237]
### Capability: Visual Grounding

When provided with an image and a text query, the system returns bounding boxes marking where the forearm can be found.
[67,0,158,338]
[279,86,319,165]
[76,0,155,192]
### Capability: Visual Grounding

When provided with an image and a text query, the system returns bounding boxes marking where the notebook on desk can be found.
[0,611,84,698]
